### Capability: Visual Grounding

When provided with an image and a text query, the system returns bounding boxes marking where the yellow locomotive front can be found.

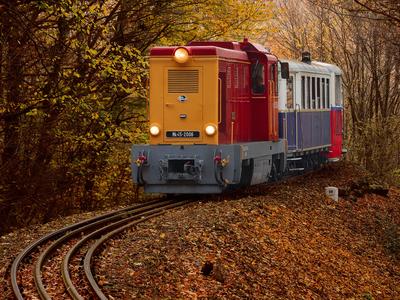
[132,45,242,194]
[148,47,219,145]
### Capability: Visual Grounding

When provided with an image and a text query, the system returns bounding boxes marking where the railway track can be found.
[10,198,189,299]
[8,167,319,299]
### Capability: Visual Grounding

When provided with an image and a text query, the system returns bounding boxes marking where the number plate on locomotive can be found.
[166,131,200,138]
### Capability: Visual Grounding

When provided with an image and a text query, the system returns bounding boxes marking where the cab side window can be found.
[251,60,265,94]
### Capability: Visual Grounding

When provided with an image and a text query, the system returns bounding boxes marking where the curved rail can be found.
[10,198,176,300]
[62,201,187,299]
[84,201,188,299]
[33,199,176,299]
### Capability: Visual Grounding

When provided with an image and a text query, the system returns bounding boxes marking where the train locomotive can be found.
[132,39,344,194]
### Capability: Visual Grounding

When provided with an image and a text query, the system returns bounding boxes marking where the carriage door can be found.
[267,62,279,141]
[163,67,203,142]
[286,74,297,149]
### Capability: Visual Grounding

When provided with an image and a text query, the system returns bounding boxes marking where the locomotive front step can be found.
[287,157,303,161]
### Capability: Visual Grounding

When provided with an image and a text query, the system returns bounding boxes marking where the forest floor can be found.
[1,162,400,299]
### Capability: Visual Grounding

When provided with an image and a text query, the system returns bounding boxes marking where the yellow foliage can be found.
[159,0,277,45]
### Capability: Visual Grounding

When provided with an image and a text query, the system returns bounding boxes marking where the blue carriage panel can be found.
[297,110,331,150]
[279,111,297,150]
[280,110,331,152]
[296,113,303,150]
[311,112,321,148]
[300,111,313,149]
[287,112,297,150]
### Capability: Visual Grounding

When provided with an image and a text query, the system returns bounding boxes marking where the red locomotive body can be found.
[189,40,279,144]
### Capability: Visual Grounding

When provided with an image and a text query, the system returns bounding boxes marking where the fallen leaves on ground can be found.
[0,205,130,299]
[97,162,400,299]
[1,162,399,299]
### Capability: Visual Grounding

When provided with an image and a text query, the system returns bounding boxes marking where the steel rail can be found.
[61,200,187,300]
[84,200,189,300]
[33,199,176,300]
[10,198,165,300]
[61,210,159,300]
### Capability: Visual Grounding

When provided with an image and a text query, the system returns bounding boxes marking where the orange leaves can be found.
[3,162,397,298]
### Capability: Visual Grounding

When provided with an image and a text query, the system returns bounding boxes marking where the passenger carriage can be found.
[278,54,344,170]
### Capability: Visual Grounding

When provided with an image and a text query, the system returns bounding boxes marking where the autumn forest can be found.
[0,0,399,233]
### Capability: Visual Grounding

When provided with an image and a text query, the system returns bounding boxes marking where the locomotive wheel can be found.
[314,153,321,170]
[312,154,319,170]
[307,156,312,171]
[269,160,282,182]
[269,163,277,182]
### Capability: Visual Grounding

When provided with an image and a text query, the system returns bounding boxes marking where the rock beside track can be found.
[96,162,400,299]
[339,177,390,200]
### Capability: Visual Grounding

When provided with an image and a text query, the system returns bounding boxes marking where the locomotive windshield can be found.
[251,60,265,94]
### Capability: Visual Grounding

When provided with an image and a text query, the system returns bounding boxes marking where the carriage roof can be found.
[281,59,342,76]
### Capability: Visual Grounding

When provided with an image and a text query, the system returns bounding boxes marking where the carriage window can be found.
[326,78,330,108]
[301,76,305,109]
[311,77,316,109]
[287,75,293,108]
[322,78,325,108]
[307,76,311,109]
[251,60,265,94]
[335,75,343,105]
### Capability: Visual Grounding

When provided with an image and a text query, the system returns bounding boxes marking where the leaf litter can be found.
[96,162,400,299]
[0,162,399,299]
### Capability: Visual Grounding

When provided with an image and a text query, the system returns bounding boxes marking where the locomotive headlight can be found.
[174,47,189,64]
[149,124,160,136]
[205,124,217,136]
